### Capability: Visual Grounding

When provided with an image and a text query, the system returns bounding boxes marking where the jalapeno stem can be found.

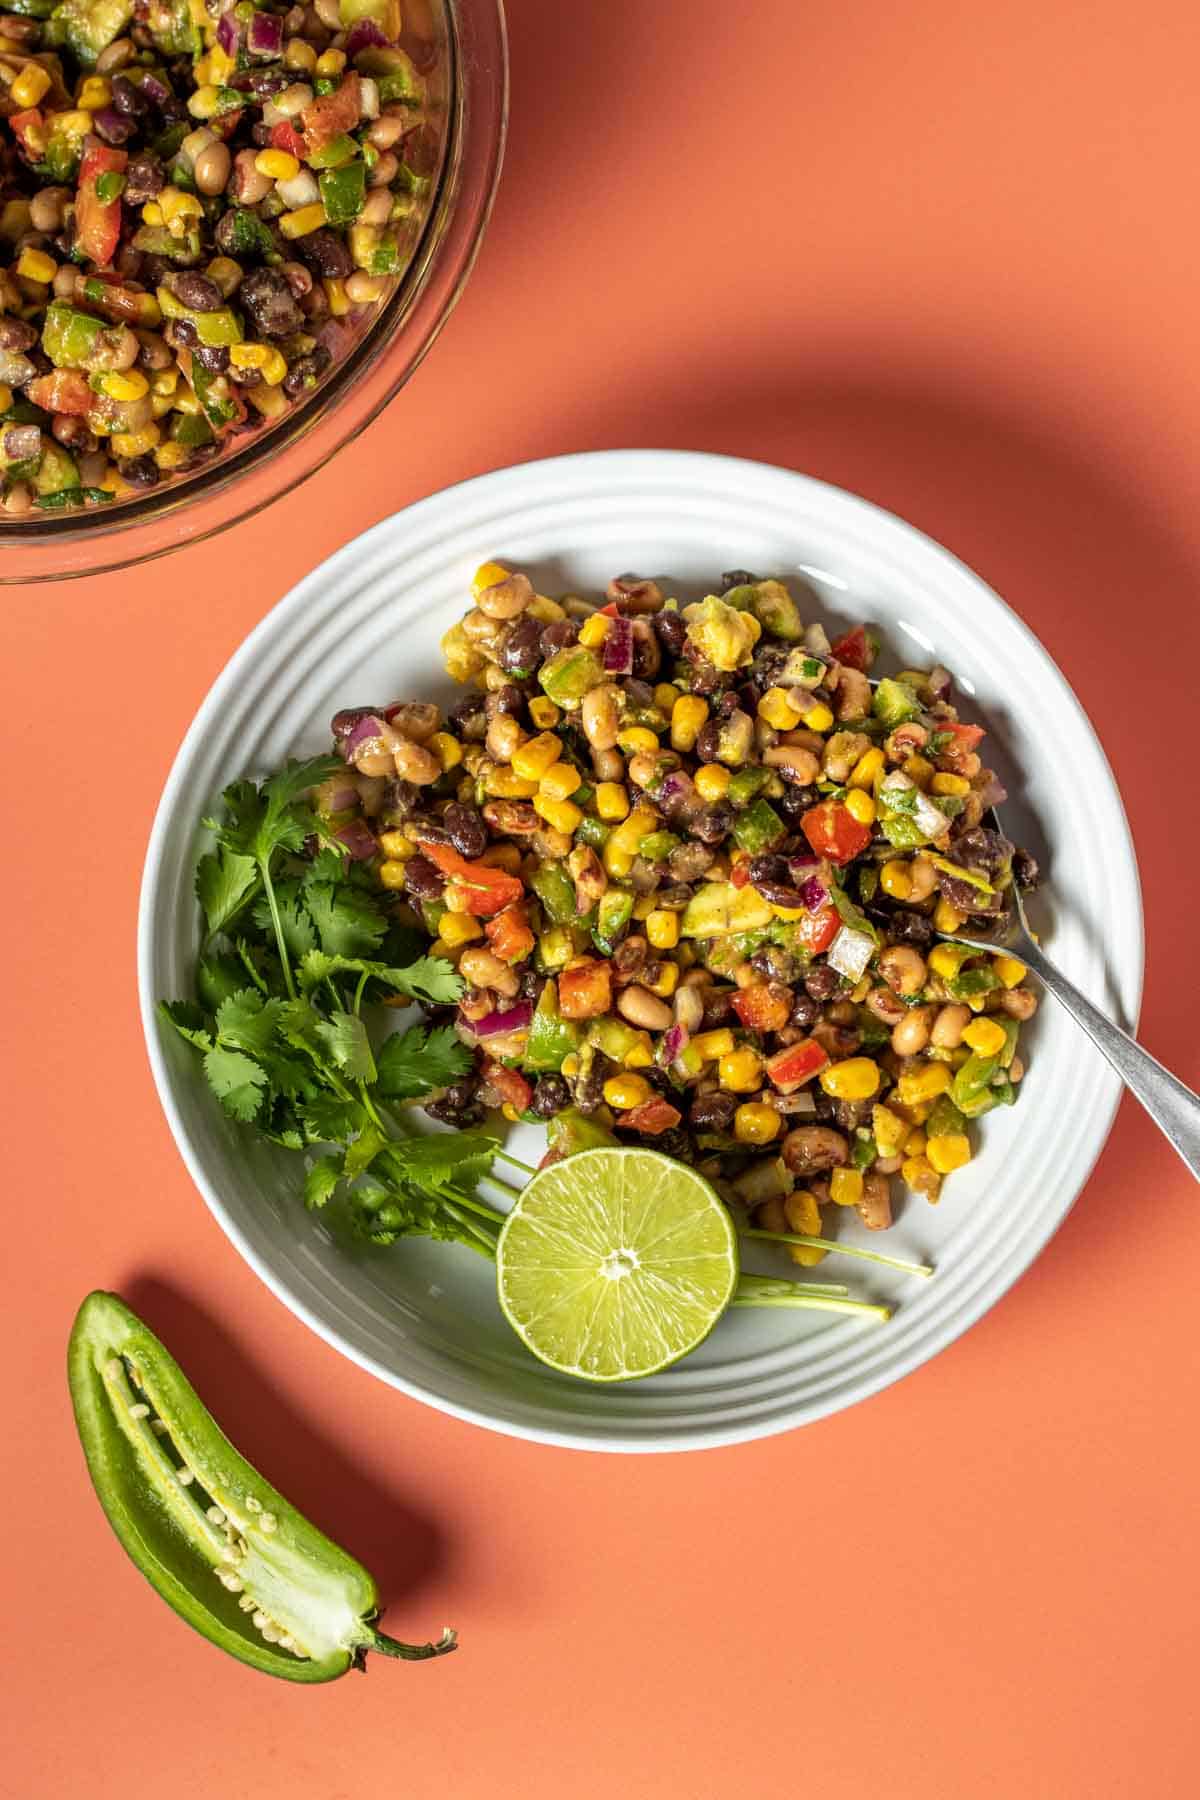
[364,1626,458,1661]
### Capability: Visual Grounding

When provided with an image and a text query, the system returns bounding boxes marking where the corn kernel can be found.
[930,772,970,796]
[511,732,561,780]
[16,247,55,285]
[481,843,522,873]
[895,1062,952,1106]
[525,696,559,729]
[438,912,483,947]
[645,909,679,950]
[624,1039,654,1069]
[577,613,610,649]
[150,366,179,398]
[962,1016,1008,1057]
[603,841,634,879]
[76,75,112,109]
[719,1047,763,1093]
[159,186,203,224]
[631,893,656,921]
[647,962,678,997]
[595,781,629,822]
[819,1057,881,1101]
[0,384,11,413]
[734,1102,781,1145]
[110,423,161,457]
[902,1154,943,1197]
[609,805,656,855]
[99,369,150,402]
[11,63,51,108]
[903,753,935,789]
[560,1053,581,1079]
[527,595,565,624]
[319,275,350,317]
[848,747,885,789]
[280,203,328,239]
[256,148,301,181]
[829,1166,864,1207]
[737,610,762,644]
[933,896,965,934]
[315,46,346,75]
[670,694,709,752]
[844,788,876,826]
[533,794,583,834]
[541,766,583,806]
[377,829,413,859]
[757,687,802,731]
[155,441,191,471]
[694,763,730,802]
[486,767,539,799]
[692,1028,735,1062]
[617,725,659,754]
[879,858,913,901]
[603,1074,653,1111]
[993,954,1027,988]
[904,1128,927,1157]
[927,1133,971,1174]
[928,943,968,980]
[802,702,834,732]
[471,560,509,595]
[784,1187,824,1261]
[209,42,237,81]
[378,858,409,890]
[654,683,680,712]
[285,36,318,72]
[188,82,222,118]
[429,731,462,772]
[142,202,165,227]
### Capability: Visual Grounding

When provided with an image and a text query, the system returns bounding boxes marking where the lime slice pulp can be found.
[496,1147,740,1382]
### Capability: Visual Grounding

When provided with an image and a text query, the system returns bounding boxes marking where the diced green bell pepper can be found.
[876,782,927,850]
[546,1107,617,1158]
[307,132,361,171]
[420,897,447,935]
[926,1094,968,1139]
[575,816,609,851]
[530,863,577,926]
[872,677,922,727]
[729,578,803,640]
[535,925,575,972]
[592,888,634,955]
[54,0,133,65]
[851,1134,878,1171]
[726,766,769,809]
[42,302,104,369]
[539,646,604,705]
[522,983,580,1074]
[170,411,215,448]
[131,225,203,263]
[34,441,79,496]
[189,363,240,431]
[638,831,680,864]
[156,287,243,347]
[951,1051,1001,1114]
[586,1018,644,1061]
[223,208,278,258]
[732,798,785,854]
[946,966,1000,1002]
[319,162,366,226]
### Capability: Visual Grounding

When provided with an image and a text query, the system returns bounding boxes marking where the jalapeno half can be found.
[69,1292,456,1683]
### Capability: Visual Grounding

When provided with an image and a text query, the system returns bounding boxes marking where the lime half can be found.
[496,1147,740,1382]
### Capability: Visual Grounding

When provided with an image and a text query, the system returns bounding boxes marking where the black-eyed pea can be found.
[930,1001,970,1048]
[857,1172,893,1230]
[459,947,519,998]
[485,712,524,762]
[345,271,387,304]
[359,189,393,227]
[392,735,442,784]
[865,986,906,1025]
[908,855,938,901]
[877,943,927,996]
[891,1004,936,1056]
[1008,1055,1025,1082]
[581,683,620,751]
[193,139,231,196]
[591,745,623,782]
[389,701,440,743]
[1000,987,1038,1020]
[476,572,535,621]
[367,151,398,188]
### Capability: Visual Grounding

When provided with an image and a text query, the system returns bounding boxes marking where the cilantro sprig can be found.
[163,763,514,1256]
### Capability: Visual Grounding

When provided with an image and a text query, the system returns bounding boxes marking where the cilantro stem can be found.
[741,1228,933,1278]
[493,1148,537,1176]
[235,940,269,995]
[258,857,296,1000]
[731,1286,892,1321]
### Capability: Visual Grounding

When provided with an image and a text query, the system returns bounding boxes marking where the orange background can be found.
[6,2,1200,1795]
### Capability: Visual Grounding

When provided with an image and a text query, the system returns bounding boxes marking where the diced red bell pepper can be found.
[829,624,877,672]
[598,601,620,617]
[8,108,44,158]
[27,369,92,416]
[617,1098,682,1136]
[271,121,307,160]
[765,1038,830,1093]
[790,904,841,956]
[731,981,792,1033]
[801,801,872,865]
[730,861,750,889]
[557,959,613,1020]
[75,143,127,268]
[480,1060,533,1113]
[423,842,523,917]
[941,722,984,750]
[484,903,536,965]
[302,72,362,153]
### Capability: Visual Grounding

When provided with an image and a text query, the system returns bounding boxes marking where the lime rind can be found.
[495,1148,739,1382]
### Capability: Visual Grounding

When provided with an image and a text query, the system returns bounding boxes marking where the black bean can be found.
[231,67,290,95]
[497,613,542,675]
[690,803,732,845]
[953,826,1012,873]
[230,363,263,388]
[574,1054,611,1114]
[94,109,134,145]
[833,1097,874,1131]
[666,842,712,883]
[116,454,159,489]
[378,777,418,821]
[650,1126,691,1160]
[655,881,694,910]
[239,266,305,339]
[193,343,229,373]
[1013,846,1039,890]
[689,1091,737,1130]
[631,626,660,680]
[789,991,819,1028]
[405,815,453,848]
[886,908,935,945]
[519,967,547,1003]
[750,944,796,983]
[530,1075,570,1118]
[746,853,806,910]
[158,95,188,126]
[296,227,352,279]
[0,318,38,352]
[700,991,735,1031]
[611,937,648,982]
[444,802,487,859]
[168,317,199,349]
[282,347,331,398]
[694,719,724,764]
[539,618,579,656]
[716,691,742,718]
[52,414,92,451]
[653,609,687,655]
[402,854,445,900]
[124,154,164,204]
[629,857,662,895]
[167,270,223,312]
[487,683,526,719]
[686,660,729,697]
[721,569,758,590]
[778,782,818,817]
[425,1095,485,1127]
[448,694,486,732]
[804,962,840,1002]
[111,74,148,116]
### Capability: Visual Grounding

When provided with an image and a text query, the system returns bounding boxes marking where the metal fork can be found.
[941,808,1200,1180]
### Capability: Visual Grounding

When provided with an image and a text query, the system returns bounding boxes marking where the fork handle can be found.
[1017,938,1200,1180]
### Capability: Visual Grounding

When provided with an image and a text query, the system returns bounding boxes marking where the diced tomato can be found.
[423,842,523,917]
[271,121,307,160]
[617,1098,682,1136]
[730,861,750,889]
[732,981,792,1033]
[789,904,841,956]
[8,108,44,157]
[766,1038,830,1093]
[302,72,362,153]
[27,369,92,416]
[484,903,535,965]
[557,959,613,1020]
[480,1060,533,1113]
[941,723,984,749]
[75,143,127,268]
[829,624,876,672]
[598,601,620,617]
[801,801,872,865]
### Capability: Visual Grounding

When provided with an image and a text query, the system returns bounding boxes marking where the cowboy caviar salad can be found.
[319,564,1040,1257]
[0,0,441,514]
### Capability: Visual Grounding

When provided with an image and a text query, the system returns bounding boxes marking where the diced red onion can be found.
[93,106,134,145]
[978,774,1008,809]
[331,705,381,744]
[798,874,828,913]
[826,925,874,984]
[2,424,41,461]
[656,770,695,810]
[927,664,953,701]
[465,1000,534,1039]
[140,71,171,104]
[342,713,387,760]
[658,1023,689,1066]
[335,818,379,861]
[324,779,360,812]
[346,18,391,55]
[603,616,634,674]
[215,10,240,54]
[316,317,355,360]
[247,9,283,55]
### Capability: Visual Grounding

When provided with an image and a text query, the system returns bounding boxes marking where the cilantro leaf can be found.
[196,951,248,1011]
[342,1124,386,1178]
[158,1000,212,1051]
[381,954,464,1006]
[215,989,283,1058]
[376,1023,472,1100]
[195,846,259,939]
[314,1010,376,1083]
[254,756,341,861]
[387,1130,497,1191]
[304,880,388,959]
[203,1047,268,1122]
[253,881,317,959]
[298,1092,368,1144]
[304,1160,341,1210]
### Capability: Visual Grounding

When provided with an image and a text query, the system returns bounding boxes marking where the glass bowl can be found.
[0,0,506,585]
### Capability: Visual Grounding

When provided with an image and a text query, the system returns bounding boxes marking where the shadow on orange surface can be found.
[122,1274,449,1614]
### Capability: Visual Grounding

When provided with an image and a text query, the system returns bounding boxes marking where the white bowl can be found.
[139,450,1142,1452]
